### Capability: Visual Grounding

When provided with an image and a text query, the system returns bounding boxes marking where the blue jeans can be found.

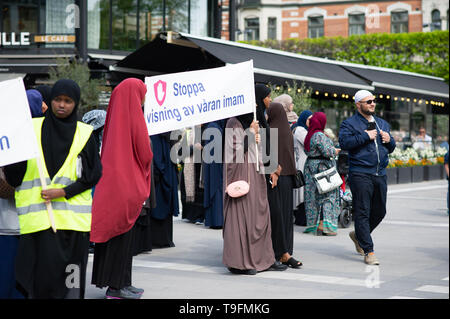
[349,172,387,254]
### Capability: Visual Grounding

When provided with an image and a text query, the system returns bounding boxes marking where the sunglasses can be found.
[360,99,376,104]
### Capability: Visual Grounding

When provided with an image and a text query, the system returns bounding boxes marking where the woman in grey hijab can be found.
[82,109,107,152]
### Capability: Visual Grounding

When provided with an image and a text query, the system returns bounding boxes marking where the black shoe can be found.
[228,267,257,275]
[268,261,288,271]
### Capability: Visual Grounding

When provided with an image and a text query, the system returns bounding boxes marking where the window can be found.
[391,10,408,33]
[348,13,365,35]
[244,17,259,41]
[308,15,324,38]
[111,0,137,51]
[267,17,276,39]
[431,9,441,31]
[2,1,39,34]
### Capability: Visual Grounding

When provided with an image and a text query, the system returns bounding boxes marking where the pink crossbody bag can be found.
[225,162,250,198]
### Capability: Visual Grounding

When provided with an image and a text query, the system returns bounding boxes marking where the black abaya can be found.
[15,229,90,299]
[91,228,134,289]
[267,175,294,261]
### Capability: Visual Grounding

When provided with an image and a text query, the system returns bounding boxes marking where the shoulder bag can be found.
[293,170,305,189]
[313,160,342,194]
[225,162,250,198]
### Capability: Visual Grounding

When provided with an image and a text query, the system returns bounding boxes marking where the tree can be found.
[49,57,104,116]
[244,31,449,83]
[270,81,313,115]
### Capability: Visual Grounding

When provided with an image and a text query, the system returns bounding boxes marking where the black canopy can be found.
[112,32,449,105]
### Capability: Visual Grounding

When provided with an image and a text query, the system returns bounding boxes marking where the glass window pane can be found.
[189,0,208,37]
[349,13,364,24]
[88,0,102,49]
[112,0,137,51]
[2,1,39,34]
[308,16,323,38]
[45,0,75,48]
[391,11,408,33]
[268,17,276,39]
[245,18,259,41]
[349,13,365,35]
[166,0,189,33]
[431,9,441,31]
[139,0,164,43]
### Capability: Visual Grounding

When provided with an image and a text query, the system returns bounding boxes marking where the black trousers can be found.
[349,172,387,254]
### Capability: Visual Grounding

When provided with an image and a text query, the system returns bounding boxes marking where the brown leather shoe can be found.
[349,231,365,255]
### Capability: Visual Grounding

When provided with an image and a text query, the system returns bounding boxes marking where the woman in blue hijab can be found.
[26,89,44,118]
[292,110,313,226]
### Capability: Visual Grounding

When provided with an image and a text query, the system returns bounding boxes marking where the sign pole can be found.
[35,155,57,233]
[254,106,260,172]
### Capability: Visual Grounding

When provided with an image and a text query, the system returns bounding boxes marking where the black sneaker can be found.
[105,287,141,299]
[227,267,257,275]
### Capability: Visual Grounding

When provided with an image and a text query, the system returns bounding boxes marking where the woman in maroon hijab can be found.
[303,112,341,236]
[91,78,153,299]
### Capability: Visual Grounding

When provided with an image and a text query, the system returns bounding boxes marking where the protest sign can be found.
[144,60,256,136]
[0,77,39,167]
[0,77,56,232]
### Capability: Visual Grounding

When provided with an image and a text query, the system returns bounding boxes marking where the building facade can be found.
[0,0,223,86]
[233,0,449,41]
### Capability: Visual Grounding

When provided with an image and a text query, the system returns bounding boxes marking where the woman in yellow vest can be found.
[4,79,102,299]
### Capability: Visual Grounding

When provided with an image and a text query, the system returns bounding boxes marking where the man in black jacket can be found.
[339,90,396,265]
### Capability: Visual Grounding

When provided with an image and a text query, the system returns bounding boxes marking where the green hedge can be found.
[243,31,449,83]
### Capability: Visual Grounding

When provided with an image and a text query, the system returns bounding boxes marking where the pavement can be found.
[85,180,449,301]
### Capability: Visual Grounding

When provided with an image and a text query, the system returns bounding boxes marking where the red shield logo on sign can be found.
[154,80,167,106]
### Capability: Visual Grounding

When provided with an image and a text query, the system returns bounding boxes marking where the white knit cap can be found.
[354,90,374,103]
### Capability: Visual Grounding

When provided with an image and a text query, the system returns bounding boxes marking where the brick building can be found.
[225,0,449,41]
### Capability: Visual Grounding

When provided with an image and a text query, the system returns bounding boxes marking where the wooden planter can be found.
[397,167,412,184]
[411,165,424,183]
[386,167,398,185]
[424,165,443,181]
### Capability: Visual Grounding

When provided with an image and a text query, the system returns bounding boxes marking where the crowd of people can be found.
[0,76,416,299]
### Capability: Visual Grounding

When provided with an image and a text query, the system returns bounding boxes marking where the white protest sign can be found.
[0,77,39,167]
[144,60,256,136]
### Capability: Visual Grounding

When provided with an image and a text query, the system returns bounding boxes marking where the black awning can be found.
[184,34,374,95]
[113,35,224,76]
[111,32,448,104]
[343,65,449,103]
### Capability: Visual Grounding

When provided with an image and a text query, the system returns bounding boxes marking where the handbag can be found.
[313,163,343,194]
[293,170,305,189]
[225,162,250,198]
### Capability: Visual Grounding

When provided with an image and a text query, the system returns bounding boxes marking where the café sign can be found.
[0,32,75,46]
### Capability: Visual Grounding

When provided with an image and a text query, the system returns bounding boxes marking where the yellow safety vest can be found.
[15,117,94,234]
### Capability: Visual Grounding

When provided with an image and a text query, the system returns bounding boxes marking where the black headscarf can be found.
[255,83,271,156]
[35,84,52,108]
[255,83,271,130]
[41,79,81,179]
